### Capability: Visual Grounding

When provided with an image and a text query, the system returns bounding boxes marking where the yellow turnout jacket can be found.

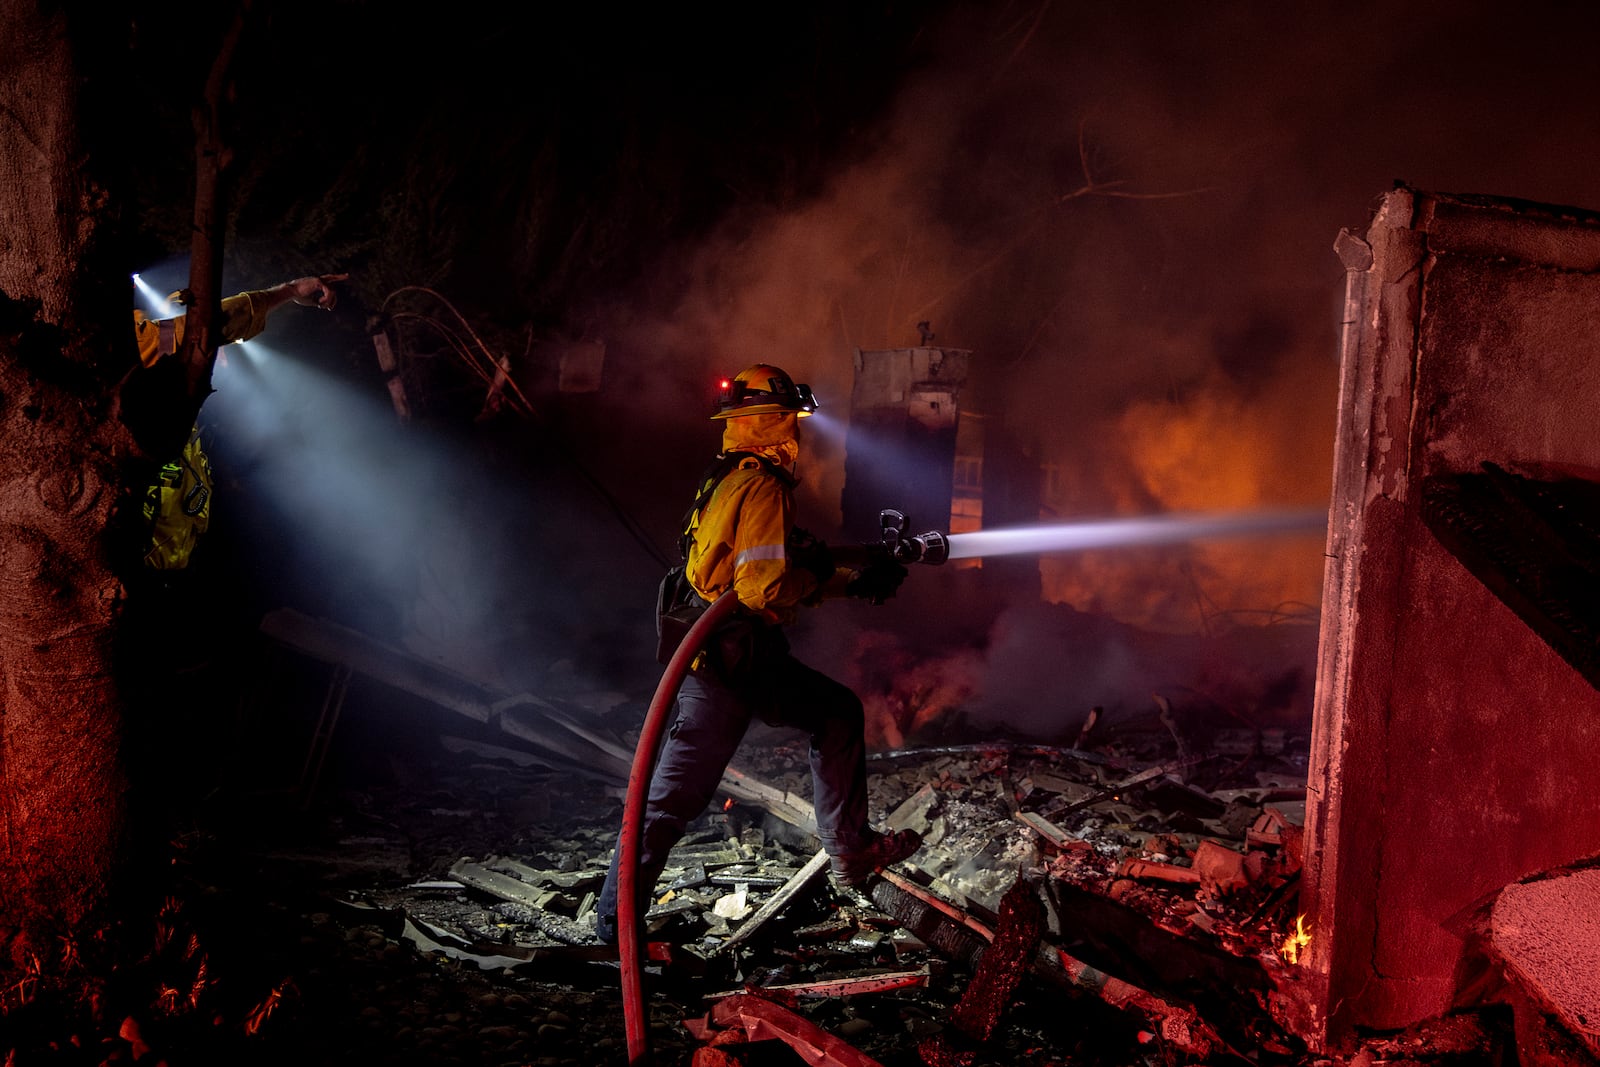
[683,411,852,624]
[685,453,816,625]
[133,290,277,367]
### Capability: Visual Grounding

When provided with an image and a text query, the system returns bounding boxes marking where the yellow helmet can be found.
[711,364,818,419]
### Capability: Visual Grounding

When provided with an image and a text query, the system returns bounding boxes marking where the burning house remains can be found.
[227,186,1600,1067]
[15,187,1600,1067]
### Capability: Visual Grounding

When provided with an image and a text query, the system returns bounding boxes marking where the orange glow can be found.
[722,797,735,811]
[1040,361,1334,633]
[244,978,294,1036]
[858,641,983,749]
[1279,914,1313,964]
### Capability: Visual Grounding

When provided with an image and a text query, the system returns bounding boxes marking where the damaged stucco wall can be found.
[1301,187,1600,1045]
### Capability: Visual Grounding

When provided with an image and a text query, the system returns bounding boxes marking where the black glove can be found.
[845,558,908,604]
[788,526,835,586]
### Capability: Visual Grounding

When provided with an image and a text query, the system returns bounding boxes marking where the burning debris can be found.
[307,709,1334,1065]
[211,610,1514,1065]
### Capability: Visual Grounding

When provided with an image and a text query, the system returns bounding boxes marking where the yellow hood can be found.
[720,411,799,467]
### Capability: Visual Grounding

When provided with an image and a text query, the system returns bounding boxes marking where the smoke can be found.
[200,324,664,699]
[165,2,1600,744]
[571,1,1600,740]
[602,6,1358,571]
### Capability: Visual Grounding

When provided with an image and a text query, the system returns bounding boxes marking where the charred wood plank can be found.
[708,966,930,1000]
[497,706,631,779]
[718,764,817,833]
[939,877,1044,1049]
[869,870,1229,1060]
[1014,810,1078,849]
[713,848,831,957]
[1055,755,1210,818]
[449,859,561,910]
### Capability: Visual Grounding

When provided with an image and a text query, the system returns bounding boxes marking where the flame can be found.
[1040,361,1332,633]
[1279,914,1313,964]
[855,636,983,749]
[723,797,735,812]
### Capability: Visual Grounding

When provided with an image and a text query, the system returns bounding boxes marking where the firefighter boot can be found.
[829,828,923,886]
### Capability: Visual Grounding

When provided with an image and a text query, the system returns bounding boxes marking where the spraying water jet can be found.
[853,506,1327,570]
[943,508,1328,561]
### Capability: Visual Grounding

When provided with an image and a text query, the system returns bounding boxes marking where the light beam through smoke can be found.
[131,272,174,317]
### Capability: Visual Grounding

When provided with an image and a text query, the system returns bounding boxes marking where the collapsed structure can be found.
[245,186,1600,1065]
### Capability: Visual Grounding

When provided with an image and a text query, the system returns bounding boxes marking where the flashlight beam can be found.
[132,272,174,317]
[944,508,1328,561]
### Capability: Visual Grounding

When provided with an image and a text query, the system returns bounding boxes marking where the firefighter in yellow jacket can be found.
[134,274,345,570]
[595,363,922,944]
[121,274,343,839]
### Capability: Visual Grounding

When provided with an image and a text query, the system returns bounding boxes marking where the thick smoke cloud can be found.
[185,2,1600,743]
[586,1,1600,734]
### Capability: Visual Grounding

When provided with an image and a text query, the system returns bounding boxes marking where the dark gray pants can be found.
[596,652,869,934]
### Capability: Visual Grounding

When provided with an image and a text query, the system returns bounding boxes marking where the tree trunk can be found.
[0,4,140,971]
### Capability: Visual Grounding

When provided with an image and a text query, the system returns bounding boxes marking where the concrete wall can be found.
[1302,187,1600,1044]
[841,346,970,543]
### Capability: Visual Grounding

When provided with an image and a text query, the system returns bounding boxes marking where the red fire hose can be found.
[619,590,739,1066]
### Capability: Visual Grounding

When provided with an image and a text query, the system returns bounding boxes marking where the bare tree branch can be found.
[998,0,1053,73]
[1059,119,1215,203]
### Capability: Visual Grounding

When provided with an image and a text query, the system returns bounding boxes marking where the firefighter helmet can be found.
[711,363,818,419]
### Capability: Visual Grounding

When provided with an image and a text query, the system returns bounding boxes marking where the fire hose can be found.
[618,589,739,1066]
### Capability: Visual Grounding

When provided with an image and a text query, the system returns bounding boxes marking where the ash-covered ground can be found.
[1,658,1512,1067]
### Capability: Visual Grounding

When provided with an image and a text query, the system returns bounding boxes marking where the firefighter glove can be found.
[788,526,835,586]
[845,558,908,604]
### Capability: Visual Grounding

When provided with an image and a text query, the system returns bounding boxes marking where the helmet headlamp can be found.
[711,364,818,419]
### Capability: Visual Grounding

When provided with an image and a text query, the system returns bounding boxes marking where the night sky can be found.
[123,1,1600,735]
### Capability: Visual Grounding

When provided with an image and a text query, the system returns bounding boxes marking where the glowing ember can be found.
[244,978,296,1036]
[1279,914,1313,964]
[722,797,735,812]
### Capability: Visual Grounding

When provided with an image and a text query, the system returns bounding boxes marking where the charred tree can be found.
[0,1,239,988]
[0,3,140,972]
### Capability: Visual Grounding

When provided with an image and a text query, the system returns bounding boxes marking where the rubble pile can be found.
[194,618,1511,1066]
[294,710,1330,1065]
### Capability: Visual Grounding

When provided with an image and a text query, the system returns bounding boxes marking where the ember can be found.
[1279,914,1312,965]
[243,978,296,1036]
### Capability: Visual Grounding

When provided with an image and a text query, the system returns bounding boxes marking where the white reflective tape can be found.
[733,544,785,568]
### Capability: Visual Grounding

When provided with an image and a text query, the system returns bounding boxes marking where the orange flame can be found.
[1040,361,1333,634]
[722,797,735,812]
[1279,914,1313,964]
[857,642,982,749]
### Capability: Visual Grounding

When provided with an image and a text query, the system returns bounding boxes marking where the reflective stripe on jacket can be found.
[132,290,275,368]
[685,455,818,625]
